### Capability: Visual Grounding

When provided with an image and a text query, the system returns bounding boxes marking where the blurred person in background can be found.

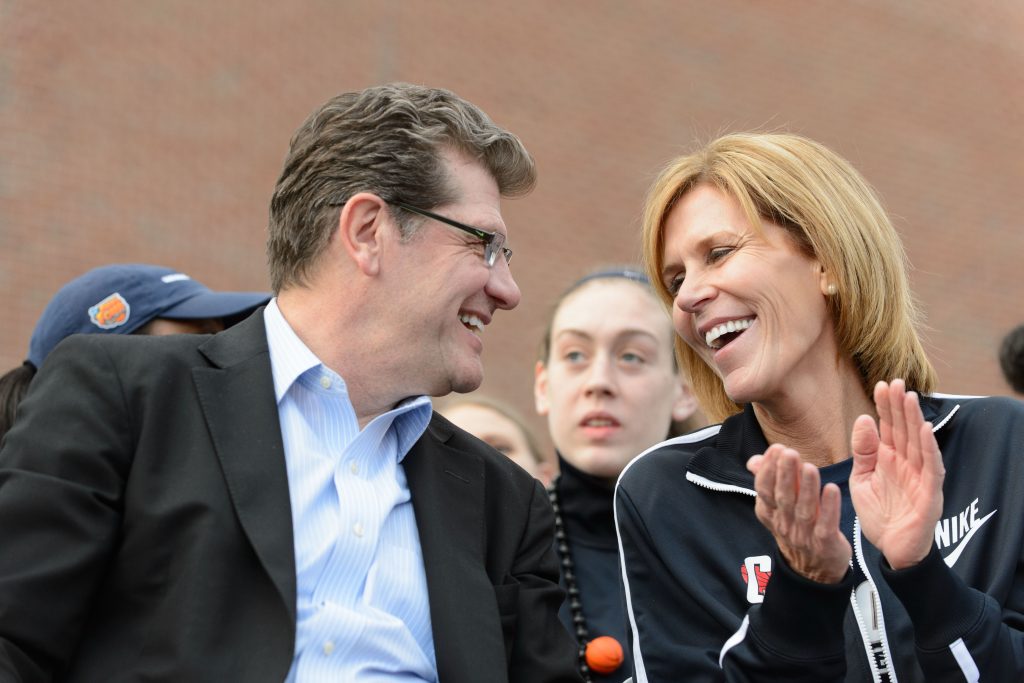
[0,83,581,682]
[438,395,554,485]
[0,263,269,440]
[998,323,1024,396]
[616,131,1024,681]
[535,267,698,683]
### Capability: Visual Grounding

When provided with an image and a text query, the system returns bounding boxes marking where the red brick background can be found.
[3,2,1022,453]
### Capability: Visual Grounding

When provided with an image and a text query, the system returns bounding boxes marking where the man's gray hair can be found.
[267,83,536,292]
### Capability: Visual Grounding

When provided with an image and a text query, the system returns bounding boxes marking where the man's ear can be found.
[534,360,551,416]
[337,192,389,276]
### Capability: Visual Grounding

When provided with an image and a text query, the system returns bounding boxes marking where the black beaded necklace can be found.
[548,478,594,683]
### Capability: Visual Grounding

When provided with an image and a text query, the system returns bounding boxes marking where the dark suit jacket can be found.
[0,310,581,683]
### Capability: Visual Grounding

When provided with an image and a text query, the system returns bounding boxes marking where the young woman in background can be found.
[535,267,697,682]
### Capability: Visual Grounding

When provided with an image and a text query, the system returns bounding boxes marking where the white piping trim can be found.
[615,484,649,683]
[613,423,723,683]
[615,423,722,488]
[719,615,750,668]
[931,403,959,431]
[948,638,979,682]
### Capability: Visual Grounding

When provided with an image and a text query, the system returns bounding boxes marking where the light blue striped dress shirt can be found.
[263,300,437,682]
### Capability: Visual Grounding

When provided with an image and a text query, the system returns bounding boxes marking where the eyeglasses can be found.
[392,202,512,267]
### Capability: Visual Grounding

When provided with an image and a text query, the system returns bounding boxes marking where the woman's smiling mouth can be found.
[705,317,754,349]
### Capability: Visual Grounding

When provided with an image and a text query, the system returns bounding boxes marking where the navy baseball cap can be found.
[27,264,270,368]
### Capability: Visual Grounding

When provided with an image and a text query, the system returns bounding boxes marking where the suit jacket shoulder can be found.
[0,310,297,682]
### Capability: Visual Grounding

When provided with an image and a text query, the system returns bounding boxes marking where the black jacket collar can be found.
[687,395,961,489]
[555,453,617,546]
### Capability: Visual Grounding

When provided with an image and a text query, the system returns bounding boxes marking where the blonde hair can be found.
[641,132,936,422]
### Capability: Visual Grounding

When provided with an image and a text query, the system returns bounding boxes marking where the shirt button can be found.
[323,640,335,655]
[353,522,364,537]
[349,461,359,475]
[319,376,332,389]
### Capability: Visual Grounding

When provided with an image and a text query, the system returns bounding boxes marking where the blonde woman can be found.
[615,132,1024,681]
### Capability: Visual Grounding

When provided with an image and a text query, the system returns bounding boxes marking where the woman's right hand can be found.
[748,445,852,584]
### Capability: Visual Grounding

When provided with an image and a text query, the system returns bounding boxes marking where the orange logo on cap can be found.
[89,293,131,330]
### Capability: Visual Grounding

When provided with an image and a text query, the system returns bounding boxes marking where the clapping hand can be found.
[849,379,945,570]
[748,446,852,584]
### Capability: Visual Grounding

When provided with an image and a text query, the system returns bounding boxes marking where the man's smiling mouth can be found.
[459,313,484,335]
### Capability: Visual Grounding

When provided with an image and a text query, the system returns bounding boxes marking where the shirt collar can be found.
[385,395,433,461]
[263,298,323,403]
[264,298,433,459]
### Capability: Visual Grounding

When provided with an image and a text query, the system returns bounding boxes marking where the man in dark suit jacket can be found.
[0,83,581,683]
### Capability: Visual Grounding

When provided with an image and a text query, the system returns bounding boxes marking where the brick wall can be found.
[3,1,1022,454]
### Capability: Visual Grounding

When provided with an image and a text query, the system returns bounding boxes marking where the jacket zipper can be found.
[846,405,958,683]
[685,471,756,497]
[851,517,898,683]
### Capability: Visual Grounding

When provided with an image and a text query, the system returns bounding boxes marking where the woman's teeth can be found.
[705,318,753,349]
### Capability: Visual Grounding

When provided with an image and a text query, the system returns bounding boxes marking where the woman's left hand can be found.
[849,379,945,570]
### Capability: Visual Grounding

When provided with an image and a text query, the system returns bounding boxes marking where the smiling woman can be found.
[534,267,698,683]
[615,132,1024,682]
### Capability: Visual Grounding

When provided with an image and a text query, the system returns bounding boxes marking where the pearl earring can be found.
[826,283,838,296]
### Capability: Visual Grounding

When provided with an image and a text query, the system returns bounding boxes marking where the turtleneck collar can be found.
[554,452,617,547]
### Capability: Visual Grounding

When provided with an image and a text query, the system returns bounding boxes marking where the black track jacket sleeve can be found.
[883,531,1024,679]
[616,478,853,682]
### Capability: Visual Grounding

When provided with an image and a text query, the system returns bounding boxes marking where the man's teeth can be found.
[705,318,754,348]
[459,314,484,334]
[583,418,615,427]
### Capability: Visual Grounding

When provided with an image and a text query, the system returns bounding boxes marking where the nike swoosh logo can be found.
[943,509,997,568]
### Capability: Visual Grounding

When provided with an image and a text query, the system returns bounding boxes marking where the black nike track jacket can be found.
[615,393,1024,682]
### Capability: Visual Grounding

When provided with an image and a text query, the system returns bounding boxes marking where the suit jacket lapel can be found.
[405,417,507,683]
[192,310,297,623]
